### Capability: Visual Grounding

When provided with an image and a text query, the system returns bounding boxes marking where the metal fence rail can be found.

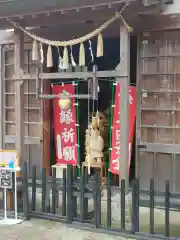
[6,163,180,239]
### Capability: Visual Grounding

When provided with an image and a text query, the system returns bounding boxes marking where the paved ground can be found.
[0,219,128,240]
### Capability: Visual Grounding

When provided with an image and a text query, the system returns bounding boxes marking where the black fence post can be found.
[67,165,73,223]
[83,167,88,220]
[94,170,101,228]
[136,179,139,232]
[12,171,15,211]
[23,161,29,220]
[62,168,67,216]
[31,165,36,212]
[41,168,47,213]
[107,177,112,228]
[132,179,138,234]
[121,179,125,229]
[149,178,154,235]
[165,180,170,238]
[80,167,85,222]
[51,167,56,214]
[72,166,77,218]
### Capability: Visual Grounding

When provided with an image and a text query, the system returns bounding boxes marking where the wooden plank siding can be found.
[137,30,180,193]
[2,41,44,177]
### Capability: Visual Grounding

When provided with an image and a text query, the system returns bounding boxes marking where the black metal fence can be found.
[10,163,180,239]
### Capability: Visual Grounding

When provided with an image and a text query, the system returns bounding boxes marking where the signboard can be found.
[0,168,12,189]
[52,84,78,166]
[0,150,19,168]
[0,167,23,225]
[110,84,136,174]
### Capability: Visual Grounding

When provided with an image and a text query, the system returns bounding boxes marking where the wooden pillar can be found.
[43,80,51,175]
[116,26,130,190]
[14,28,25,168]
[0,44,3,149]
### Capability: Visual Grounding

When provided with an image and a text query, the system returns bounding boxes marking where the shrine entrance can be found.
[48,36,137,184]
[1,1,142,187]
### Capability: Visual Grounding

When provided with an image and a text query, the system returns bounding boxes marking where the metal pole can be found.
[117,26,130,191]
[14,170,17,220]
[39,94,92,99]
[4,188,7,220]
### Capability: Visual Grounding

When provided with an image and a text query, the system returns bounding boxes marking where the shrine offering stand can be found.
[81,161,107,184]
[51,164,67,178]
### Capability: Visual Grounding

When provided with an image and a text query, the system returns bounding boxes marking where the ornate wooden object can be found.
[84,111,108,183]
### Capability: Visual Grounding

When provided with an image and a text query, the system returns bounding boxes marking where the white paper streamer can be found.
[89,40,94,63]
[70,46,76,67]
[57,47,63,70]
[40,43,44,64]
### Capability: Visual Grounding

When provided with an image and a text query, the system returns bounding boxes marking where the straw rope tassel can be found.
[79,42,85,66]
[47,45,53,67]
[32,40,38,61]
[63,47,69,70]
[96,33,103,57]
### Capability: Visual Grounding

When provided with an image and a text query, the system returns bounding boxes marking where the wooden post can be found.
[43,80,51,175]
[14,28,25,170]
[0,44,3,149]
[116,26,130,191]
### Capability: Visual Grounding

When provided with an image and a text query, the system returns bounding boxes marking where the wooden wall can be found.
[136,30,180,193]
[2,41,45,177]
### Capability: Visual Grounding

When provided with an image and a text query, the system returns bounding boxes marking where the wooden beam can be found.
[16,70,127,81]
[116,26,130,190]
[0,0,136,20]
[0,44,3,148]
[14,28,25,169]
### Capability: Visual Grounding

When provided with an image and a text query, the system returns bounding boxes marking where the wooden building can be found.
[0,0,179,192]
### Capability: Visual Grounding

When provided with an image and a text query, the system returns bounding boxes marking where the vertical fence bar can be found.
[72,167,77,219]
[41,168,46,213]
[106,177,111,228]
[80,167,85,222]
[51,167,56,214]
[31,165,36,211]
[94,170,101,228]
[131,179,137,234]
[84,167,88,220]
[12,171,15,211]
[72,167,78,218]
[136,179,139,232]
[165,180,170,238]
[62,168,67,216]
[121,179,125,229]
[67,165,73,223]
[84,167,88,183]
[23,162,29,219]
[149,179,154,234]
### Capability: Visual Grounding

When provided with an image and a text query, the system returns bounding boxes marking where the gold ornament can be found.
[58,98,71,110]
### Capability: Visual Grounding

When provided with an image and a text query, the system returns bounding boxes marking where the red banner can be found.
[52,84,78,166]
[110,84,136,174]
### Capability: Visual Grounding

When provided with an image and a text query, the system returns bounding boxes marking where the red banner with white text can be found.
[110,84,136,174]
[52,84,78,166]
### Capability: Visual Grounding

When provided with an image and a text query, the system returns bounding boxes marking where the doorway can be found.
[49,36,137,183]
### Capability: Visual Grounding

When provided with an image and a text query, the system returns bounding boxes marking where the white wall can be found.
[163,0,180,14]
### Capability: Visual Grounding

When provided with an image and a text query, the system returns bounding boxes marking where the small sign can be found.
[0,168,12,189]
